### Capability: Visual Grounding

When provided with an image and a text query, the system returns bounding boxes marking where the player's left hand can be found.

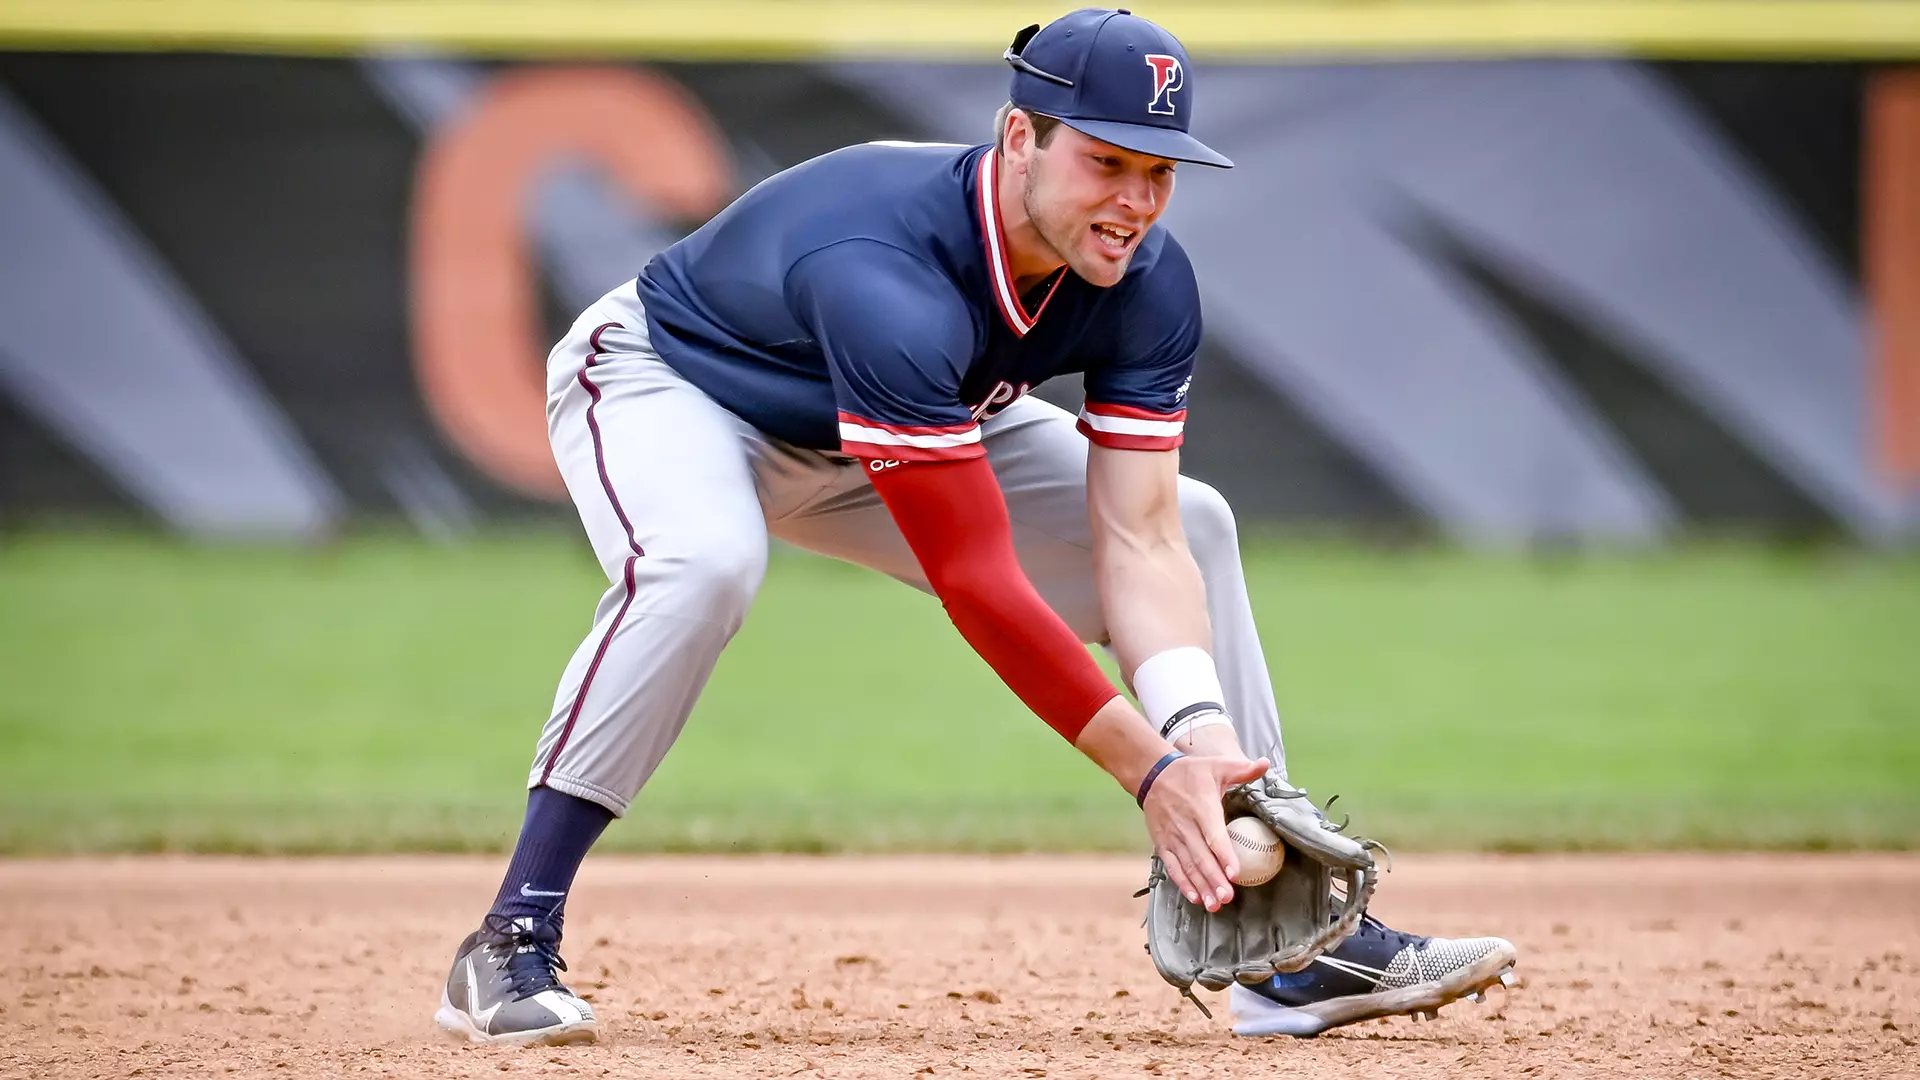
[1140,753,1270,912]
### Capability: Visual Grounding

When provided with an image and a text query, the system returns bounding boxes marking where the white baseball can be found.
[1226,816,1285,887]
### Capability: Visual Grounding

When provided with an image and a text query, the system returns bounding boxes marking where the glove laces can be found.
[1272,783,1395,870]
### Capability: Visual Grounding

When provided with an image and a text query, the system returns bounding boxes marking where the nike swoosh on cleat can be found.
[519,884,568,898]
[1312,953,1388,987]
[463,955,506,1033]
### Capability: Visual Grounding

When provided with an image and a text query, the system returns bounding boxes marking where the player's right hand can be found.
[1142,754,1270,913]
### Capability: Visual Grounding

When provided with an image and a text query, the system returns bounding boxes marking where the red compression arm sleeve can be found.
[866,457,1121,742]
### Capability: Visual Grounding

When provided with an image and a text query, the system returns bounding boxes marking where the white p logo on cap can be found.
[1145,54,1183,116]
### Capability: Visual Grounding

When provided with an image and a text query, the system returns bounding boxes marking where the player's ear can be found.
[1003,108,1035,163]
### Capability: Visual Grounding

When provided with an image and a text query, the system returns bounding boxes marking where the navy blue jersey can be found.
[636,142,1200,461]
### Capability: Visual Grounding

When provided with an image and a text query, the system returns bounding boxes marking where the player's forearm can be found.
[1099,540,1250,761]
[935,569,1174,794]
[867,457,1121,742]
[929,557,1123,739]
[1095,525,1238,754]
[1095,530,1211,680]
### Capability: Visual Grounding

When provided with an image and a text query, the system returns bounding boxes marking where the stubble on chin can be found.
[1021,172,1131,286]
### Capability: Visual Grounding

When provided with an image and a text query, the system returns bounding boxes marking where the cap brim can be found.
[1057,117,1234,168]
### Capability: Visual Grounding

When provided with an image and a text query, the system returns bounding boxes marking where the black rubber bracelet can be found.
[1135,750,1185,808]
[1157,701,1227,740]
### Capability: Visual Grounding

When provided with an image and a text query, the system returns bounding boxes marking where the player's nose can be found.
[1112,173,1158,218]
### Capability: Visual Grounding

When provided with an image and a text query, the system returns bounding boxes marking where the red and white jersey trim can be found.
[977,149,1063,338]
[838,411,986,461]
[1076,402,1186,450]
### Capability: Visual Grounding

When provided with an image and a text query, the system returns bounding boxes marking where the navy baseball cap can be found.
[1004,8,1232,168]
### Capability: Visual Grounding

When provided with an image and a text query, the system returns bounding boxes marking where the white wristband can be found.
[1164,710,1233,746]
[1132,646,1228,739]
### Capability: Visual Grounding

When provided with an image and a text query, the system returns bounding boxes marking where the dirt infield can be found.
[6,855,1916,1079]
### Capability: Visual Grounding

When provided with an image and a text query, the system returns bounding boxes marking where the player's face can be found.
[1022,124,1176,288]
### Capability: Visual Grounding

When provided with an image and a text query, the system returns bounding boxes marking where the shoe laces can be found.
[480,914,570,999]
[1355,911,1430,952]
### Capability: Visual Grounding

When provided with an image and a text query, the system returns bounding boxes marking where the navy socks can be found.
[485,786,615,934]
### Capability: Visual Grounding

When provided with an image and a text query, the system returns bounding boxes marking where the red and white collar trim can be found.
[977,148,1064,337]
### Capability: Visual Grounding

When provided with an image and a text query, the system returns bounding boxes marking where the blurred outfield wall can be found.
[2,1,1918,544]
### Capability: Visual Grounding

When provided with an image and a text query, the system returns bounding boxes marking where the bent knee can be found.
[1177,477,1239,554]
[638,535,768,622]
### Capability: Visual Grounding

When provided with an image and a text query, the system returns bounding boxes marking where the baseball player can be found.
[435,8,1517,1046]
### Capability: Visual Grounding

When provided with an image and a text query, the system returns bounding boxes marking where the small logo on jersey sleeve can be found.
[1145,55,1184,116]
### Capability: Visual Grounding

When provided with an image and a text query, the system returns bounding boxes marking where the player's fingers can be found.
[1202,813,1240,894]
[1158,844,1200,906]
[1163,819,1226,912]
[1215,756,1269,791]
[1183,825,1235,910]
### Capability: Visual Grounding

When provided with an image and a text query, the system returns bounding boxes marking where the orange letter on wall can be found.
[411,67,731,498]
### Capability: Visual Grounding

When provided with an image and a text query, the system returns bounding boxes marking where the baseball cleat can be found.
[1230,913,1517,1038]
[434,915,598,1045]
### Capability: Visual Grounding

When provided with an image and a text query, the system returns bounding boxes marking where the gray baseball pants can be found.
[532,281,1288,814]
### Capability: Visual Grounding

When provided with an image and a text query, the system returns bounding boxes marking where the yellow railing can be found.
[4,1,1920,60]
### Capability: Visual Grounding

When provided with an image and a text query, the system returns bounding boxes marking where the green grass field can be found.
[1,531,1916,854]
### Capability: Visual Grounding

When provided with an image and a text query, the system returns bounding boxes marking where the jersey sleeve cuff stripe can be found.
[1077,420,1184,451]
[1082,402,1188,423]
[838,420,983,450]
[840,439,988,463]
[1076,405,1186,438]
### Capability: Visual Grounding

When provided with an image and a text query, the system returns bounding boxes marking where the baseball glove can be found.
[1138,773,1380,1014]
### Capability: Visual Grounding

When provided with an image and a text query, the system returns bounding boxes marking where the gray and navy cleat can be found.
[1230,913,1516,1038]
[434,915,598,1045]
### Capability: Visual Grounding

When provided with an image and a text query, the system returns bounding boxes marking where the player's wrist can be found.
[1133,750,1185,807]
[1132,646,1232,744]
[1074,696,1179,796]
[1175,722,1244,758]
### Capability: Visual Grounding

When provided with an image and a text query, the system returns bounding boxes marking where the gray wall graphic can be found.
[0,55,1910,542]
[0,87,343,539]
